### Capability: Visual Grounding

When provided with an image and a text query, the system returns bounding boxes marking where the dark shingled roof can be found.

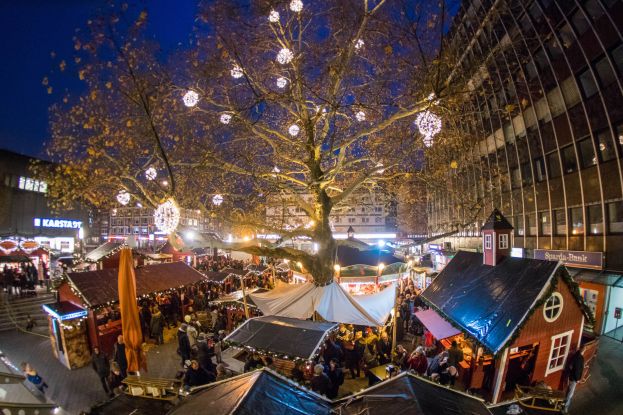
[336,372,492,415]
[336,245,403,267]
[202,271,231,282]
[421,251,559,354]
[67,262,206,307]
[481,208,514,230]
[84,242,122,262]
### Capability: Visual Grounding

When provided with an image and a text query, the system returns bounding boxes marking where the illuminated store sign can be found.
[534,249,603,270]
[34,218,82,229]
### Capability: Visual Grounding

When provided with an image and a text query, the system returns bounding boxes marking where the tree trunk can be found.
[308,187,336,286]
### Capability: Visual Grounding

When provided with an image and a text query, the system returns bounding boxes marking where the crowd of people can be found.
[1,263,43,297]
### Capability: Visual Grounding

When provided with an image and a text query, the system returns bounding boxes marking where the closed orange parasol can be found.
[117,247,145,373]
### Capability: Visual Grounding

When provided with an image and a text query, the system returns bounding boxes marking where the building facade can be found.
[428,0,623,272]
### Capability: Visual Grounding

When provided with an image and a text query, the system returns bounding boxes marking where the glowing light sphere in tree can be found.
[220,113,232,124]
[288,124,300,137]
[212,194,224,206]
[290,0,303,13]
[145,167,157,181]
[182,90,199,107]
[268,10,280,23]
[415,110,442,147]
[276,48,294,65]
[154,198,180,234]
[116,190,130,205]
[354,39,365,50]
[276,77,288,89]
[230,65,243,79]
[355,111,366,121]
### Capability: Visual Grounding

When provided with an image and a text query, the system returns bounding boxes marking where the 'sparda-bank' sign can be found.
[534,249,603,270]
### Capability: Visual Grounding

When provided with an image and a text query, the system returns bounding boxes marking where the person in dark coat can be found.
[108,362,125,394]
[407,346,428,375]
[183,360,215,390]
[91,347,112,397]
[563,344,586,414]
[345,331,364,379]
[325,358,344,399]
[310,364,332,397]
[196,334,216,374]
[177,324,192,367]
[112,335,128,378]
[150,309,164,345]
[447,341,464,368]
[376,331,392,365]
[140,304,152,341]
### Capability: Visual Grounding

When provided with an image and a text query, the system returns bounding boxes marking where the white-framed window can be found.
[484,234,492,249]
[545,330,574,376]
[499,233,509,249]
[543,292,564,322]
[348,217,356,223]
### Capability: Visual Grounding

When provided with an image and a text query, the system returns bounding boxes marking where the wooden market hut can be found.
[157,241,194,264]
[83,242,145,270]
[48,262,207,368]
[418,209,596,404]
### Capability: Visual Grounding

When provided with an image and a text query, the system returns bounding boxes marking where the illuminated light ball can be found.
[354,39,365,50]
[220,113,232,124]
[272,166,281,173]
[116,190,130,205]
[212,194,224,206]
[276,77,288,89]
[288,124,300,136]
[276,48,294,65]
[415,110,442,145]
[182,90,199,107]
[230,65,244,79]
[268,10,280,23]
[145,167,157,181]
[423,136,434,148]
[355,111,366,121]
[450,160,458,169]
[154,198,180,234]
[290,0,303,13]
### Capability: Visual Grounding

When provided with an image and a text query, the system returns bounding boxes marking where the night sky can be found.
[0,0,197,159]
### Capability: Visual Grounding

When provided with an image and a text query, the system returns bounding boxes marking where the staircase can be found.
[0,290,56,332]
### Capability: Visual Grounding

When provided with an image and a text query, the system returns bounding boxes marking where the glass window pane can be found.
[526,213,537,236]
[548,153,562,178]
[588,205,604,235]
[571,9,590,35]
[597,130,617,162]
[554,209,567,235]
[535,157,546,182]
[515,215,524,236]
[578,70,598,98]
[578,137,597,168]
[585,0,605,20]
[608,201,623,234]
[612,44,623,76]
[561,146,578,174]
[595,57,616,87]
[571,207,584,235]
[540,211,552,236]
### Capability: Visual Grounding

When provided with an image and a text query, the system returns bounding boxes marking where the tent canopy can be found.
[249,282,395,327]
[225,315,336,360]
[168,369,331,415]
[414,309,461,340]
[334,372,492,415]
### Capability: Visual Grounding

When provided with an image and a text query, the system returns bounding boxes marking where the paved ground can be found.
[1,327,622,414]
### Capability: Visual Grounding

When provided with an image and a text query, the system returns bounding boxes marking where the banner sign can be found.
[34,218,82,229]
[534,249,603,270]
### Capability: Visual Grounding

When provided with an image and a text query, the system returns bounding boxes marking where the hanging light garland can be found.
[276,48,294,65]
[212,194,224,206]
[182,90,199,107]
[231,65,244,79]
[154,198,181,234]
[276,77,288,89]
[355,111,366,121]
[354,39,365,50]
[116,190,130,206]
[288,124,300,136]
[145,167,157,181]
[415,110,442,148]
[290,0,303,13]
[220,113,232,124]
[268,10,280,23]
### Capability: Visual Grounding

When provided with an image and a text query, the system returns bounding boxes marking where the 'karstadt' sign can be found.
[34,218,83,229]
[534,249,603,270]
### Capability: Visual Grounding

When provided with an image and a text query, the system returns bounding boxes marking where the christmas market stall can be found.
[0,239,51,285]
[418,210,597,404]
[82,242,145,270]
[168,368,332,415]
[223,316,337,375]
[157,241,194,264]
[334,371,492,415]
[53,262,207,365]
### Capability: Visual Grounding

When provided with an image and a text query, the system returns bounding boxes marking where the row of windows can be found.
[336,217,385,224]
[2,175,48,193]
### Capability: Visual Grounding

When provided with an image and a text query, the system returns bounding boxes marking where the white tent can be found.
[249,281,395,327]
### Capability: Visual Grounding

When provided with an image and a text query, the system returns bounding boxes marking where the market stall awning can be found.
[414,308,461,340]
[169,369,331,415]
[202,271,231,282]
[225,316,337,360]
[84,242,122,262]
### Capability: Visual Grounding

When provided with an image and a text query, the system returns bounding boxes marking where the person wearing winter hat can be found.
[177,323,191,366]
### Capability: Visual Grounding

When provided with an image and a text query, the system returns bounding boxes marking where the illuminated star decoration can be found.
[231,65,244,79]
[288,124,300,136]
[268,10,280,23]
[355,111,366,121]
[290,0,303,13]
[116,190,130,205]
[212,194,224,206]
[182,90,199,107]
[415,110,442,147]
[145,167,157,181]
[354,39,365,50]
[220,113,232,124]
[277,48,294,65]
[154,199,180,234]
[276,77,288,89]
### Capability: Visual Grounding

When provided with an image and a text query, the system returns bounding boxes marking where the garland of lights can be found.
[154,198,181,234]
[415,110,442,147]
[116,190,131,205]
[183,90,199,107]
